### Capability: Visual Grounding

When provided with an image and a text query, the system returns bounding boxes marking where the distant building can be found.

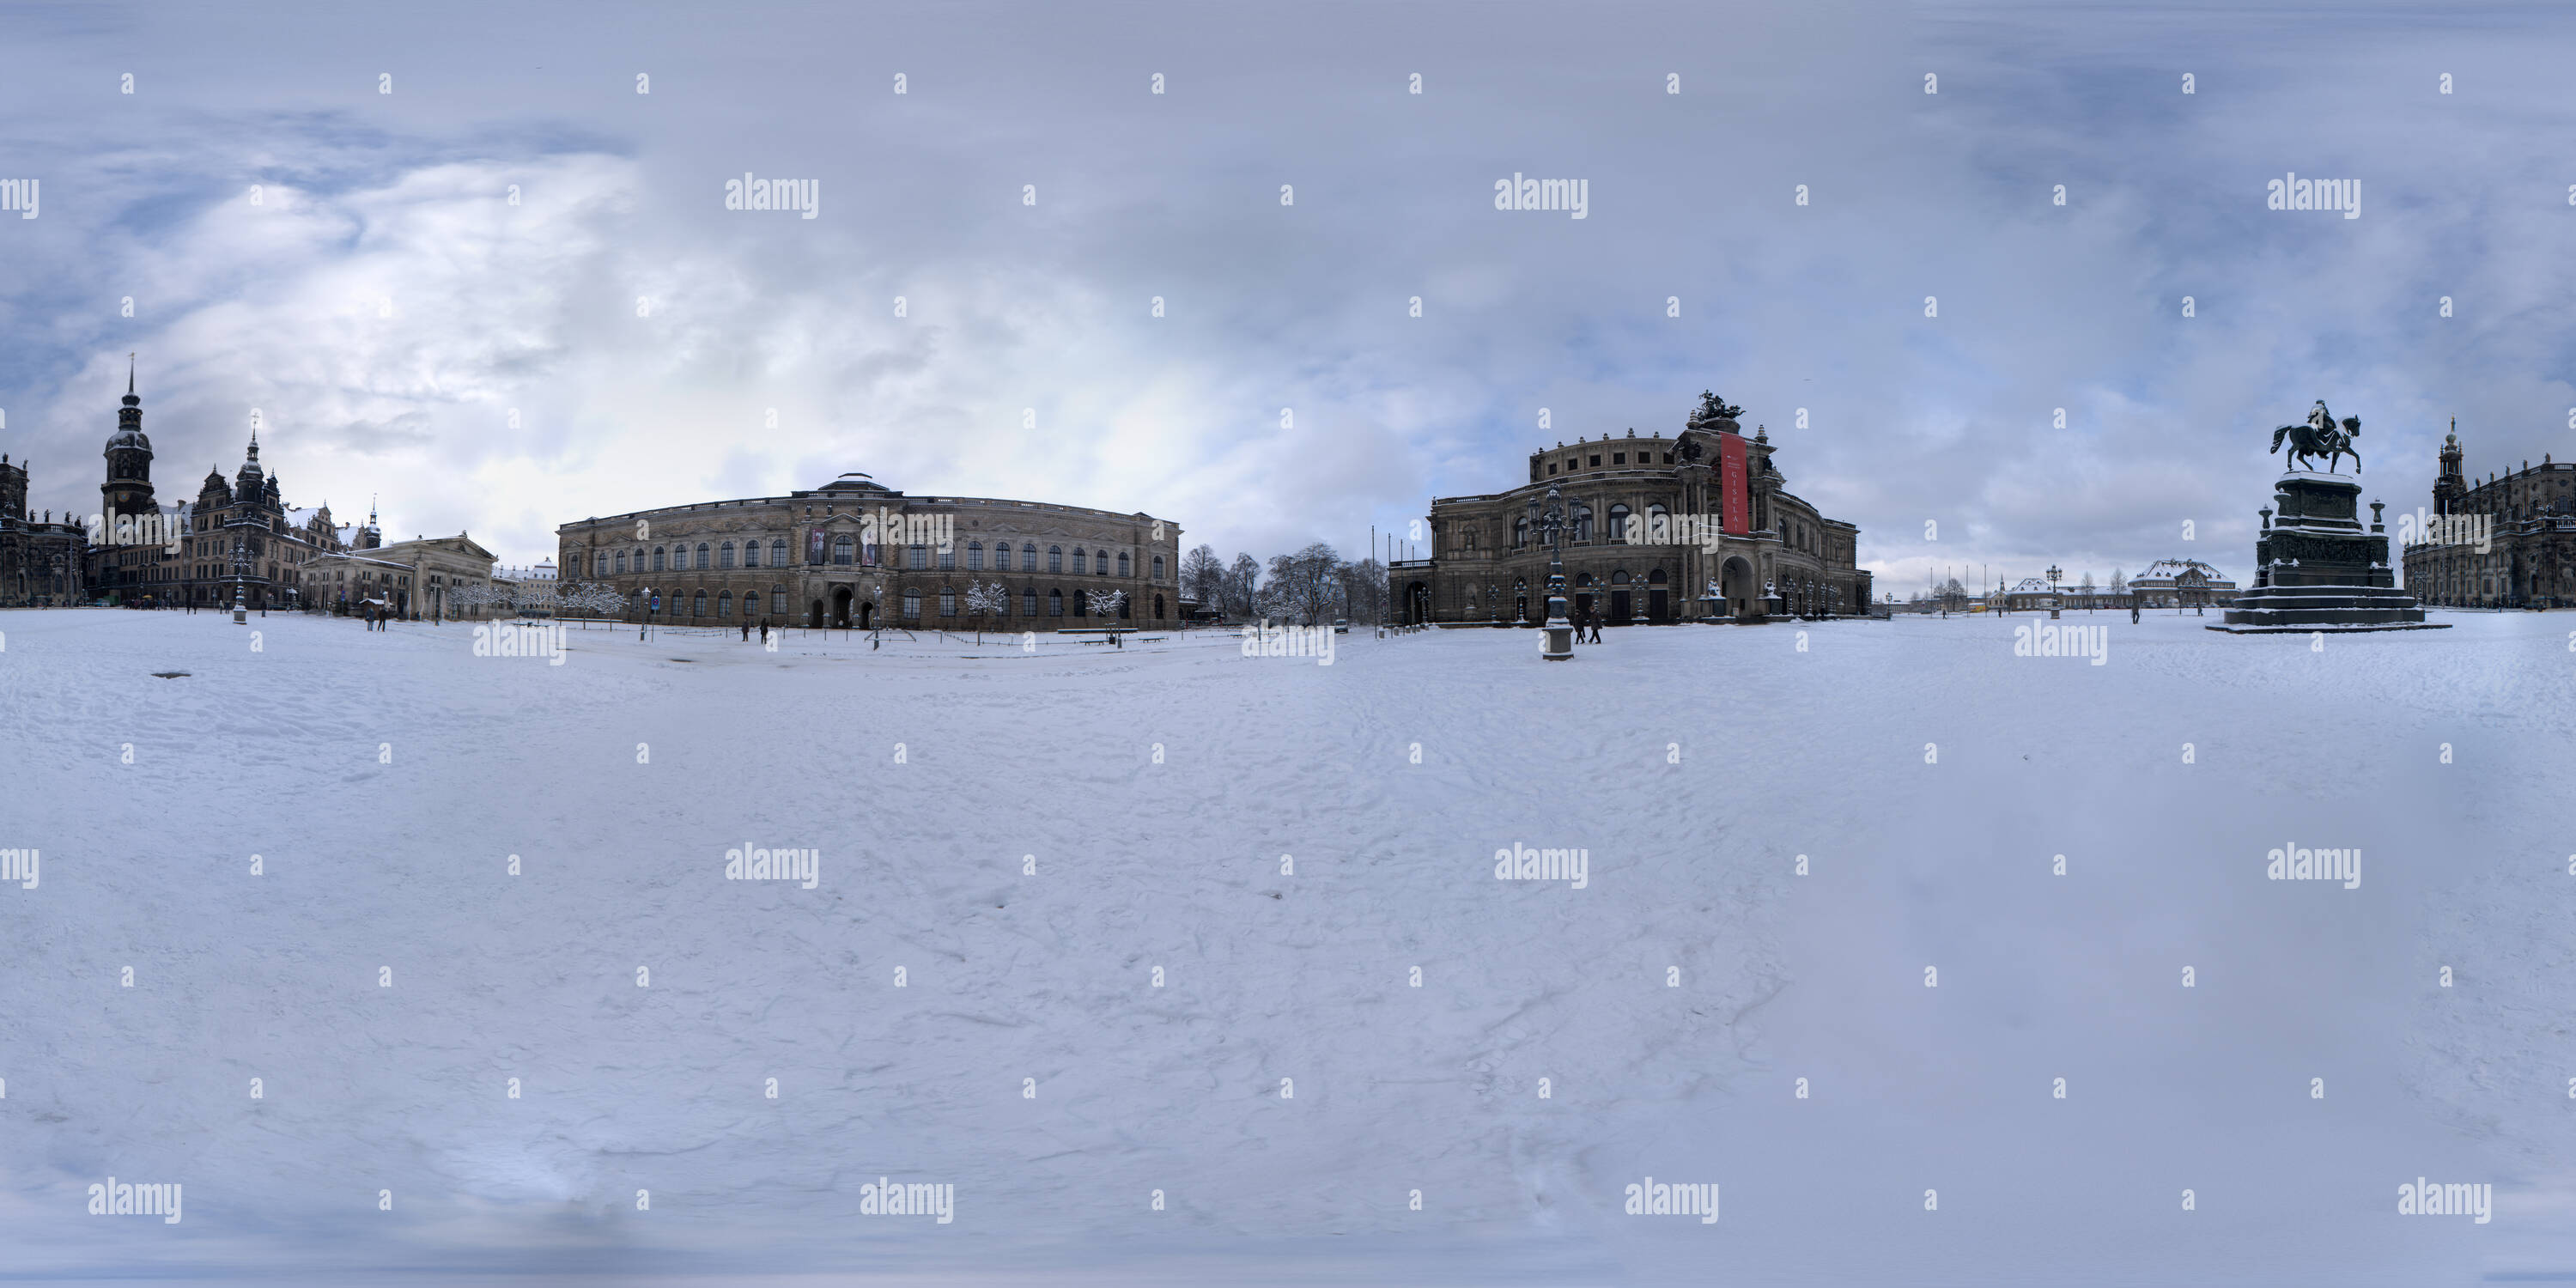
[2400,421,2576,607]
[1394,394,1868,625]
[555,472,1182,629]
[0,451,89,605]
[80,369,363,609]
[307,533,500,620]
[2125,559,2238,610]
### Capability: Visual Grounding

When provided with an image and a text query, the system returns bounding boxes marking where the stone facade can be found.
[554,472,1183,630]
[307,534,500,620]
[79,374,367,610]
[2124,559,2239,610]
[2400,422,2576,608]
[1394,397,1867,625]
[0,452,89,605]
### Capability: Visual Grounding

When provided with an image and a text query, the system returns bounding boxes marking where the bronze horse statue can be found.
[2271,406,2362,473]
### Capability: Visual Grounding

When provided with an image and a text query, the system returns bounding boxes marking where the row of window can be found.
[1547,448,1676,476]
[629,585,1153,620]
[595,540,1166,580]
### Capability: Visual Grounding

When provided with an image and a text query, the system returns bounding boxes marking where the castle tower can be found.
[100,359,156,520]
[2433,417,2465,516]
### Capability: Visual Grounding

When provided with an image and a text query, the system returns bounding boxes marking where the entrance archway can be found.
[807,598,823,629]
[1649,568,1668,622]
[831,586,854,628]
[1405,580,1430,624]
[858,600,873,629]
[1721,556,1755,619]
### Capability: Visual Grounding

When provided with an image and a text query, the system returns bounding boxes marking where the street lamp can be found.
[228,529,251,624]
[1527,487,1574,659]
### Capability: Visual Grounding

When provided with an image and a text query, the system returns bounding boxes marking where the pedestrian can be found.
[740,618,750,642]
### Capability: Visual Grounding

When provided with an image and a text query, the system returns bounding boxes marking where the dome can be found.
[817,471,890,494]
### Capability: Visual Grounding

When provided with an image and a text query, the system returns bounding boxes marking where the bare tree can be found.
[1179,544,1224,619]
[1225,553,1261,619]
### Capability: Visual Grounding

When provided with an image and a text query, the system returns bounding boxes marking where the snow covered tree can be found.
[1085,588,1126,622]
[964,580,1010,642]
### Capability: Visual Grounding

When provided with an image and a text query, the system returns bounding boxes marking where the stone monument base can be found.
[2206,584,2448,633]
[2213,470,2447,633]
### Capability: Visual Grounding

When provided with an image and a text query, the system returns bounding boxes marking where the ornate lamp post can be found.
[1528,487,1574,660]
[2044,563,2063,619]
[228,528,250,624]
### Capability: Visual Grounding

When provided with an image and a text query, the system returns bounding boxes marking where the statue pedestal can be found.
[2213,472,2445,633]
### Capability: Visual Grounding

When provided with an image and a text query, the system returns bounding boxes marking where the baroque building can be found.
[2400,421,2576,608]
[1393,393,1868,625]
[555,471,1183,629]
[0,451,89,605]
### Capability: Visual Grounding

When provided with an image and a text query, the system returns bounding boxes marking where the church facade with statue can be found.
[1392,393,1868,625]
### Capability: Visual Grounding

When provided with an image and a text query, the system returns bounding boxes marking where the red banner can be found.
[1719,433,1750,535]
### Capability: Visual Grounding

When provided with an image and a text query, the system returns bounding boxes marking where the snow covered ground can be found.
[1,606,2571,1286]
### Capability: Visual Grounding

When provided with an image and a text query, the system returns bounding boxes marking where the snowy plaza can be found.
[3,606,2572,1285]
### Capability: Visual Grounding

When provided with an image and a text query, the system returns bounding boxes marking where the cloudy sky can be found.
[2,0,2571,590]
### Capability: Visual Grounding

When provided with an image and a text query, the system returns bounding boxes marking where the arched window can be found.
[771,539,788,567]
[939,587,957,617]
[1576,571,1595,586]
[1071,547,1084,574]
[615,550,629,574]
[1514,516,1529,548]
[902,589,921,618]
[691,591,707,617]
[1023,543,1037,571]
[695,542,710,568]
[719,542,735,568]
[718,591,732,616]
[1049,545,1064,573]
[742,539,759,568]
[1048,589,1064,616]
[653,546,666,572]
[1024,587,1039,616]
[832,535,854,564]
[596,551,610,575]
[1096,550,1109,575]
[1611,569,1631,585]
[1117,595,1131,619]
[1608,504,1631,544]
[745,591,761,617]
[1118,552,1131,577]
[1154,592,1165,618]
[1072,590,1086,617]
[671,545,687,571]
[1152,554,1165,580]
[968,541,984,570]
[1573,505,1594,543]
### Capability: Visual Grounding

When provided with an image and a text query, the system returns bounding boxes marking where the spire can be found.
[127,354,135,395]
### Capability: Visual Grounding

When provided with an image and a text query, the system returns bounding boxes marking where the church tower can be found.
[100,360,156,519]
[2433,416,2465,516]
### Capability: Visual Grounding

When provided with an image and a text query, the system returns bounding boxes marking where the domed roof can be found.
[234,432,265,489]
[818,471,890,494]
[106,363,151,454]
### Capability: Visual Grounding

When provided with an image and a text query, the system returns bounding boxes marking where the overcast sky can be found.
[3,0,2571,590]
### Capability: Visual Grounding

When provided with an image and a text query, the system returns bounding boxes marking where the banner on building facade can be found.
[807,527,826,564]
[1719,433,1750,535]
